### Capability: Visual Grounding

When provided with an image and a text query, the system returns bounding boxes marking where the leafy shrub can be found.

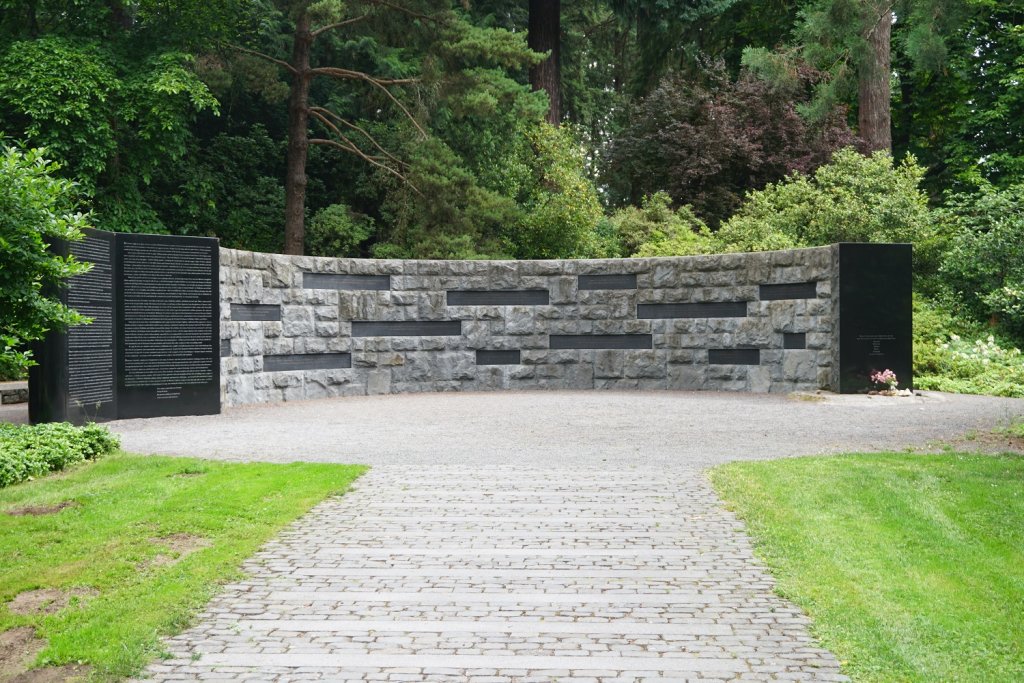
[606,192,716,257]
[0,143,92,378]
[306,203,374,257]
[715,149,936,259]
[937,184,1024,344]
[509,124,605,259]
[0,422,120,488]
[915,333,1024,398]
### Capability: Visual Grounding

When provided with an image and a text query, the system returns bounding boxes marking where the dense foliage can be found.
[0,144,92,378]
[1,0,1022,395]
[0,422,119,488]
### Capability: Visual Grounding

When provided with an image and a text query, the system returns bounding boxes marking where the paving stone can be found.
[135,467,849,682]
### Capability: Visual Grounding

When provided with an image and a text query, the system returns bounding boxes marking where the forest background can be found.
[2,0,1023,394]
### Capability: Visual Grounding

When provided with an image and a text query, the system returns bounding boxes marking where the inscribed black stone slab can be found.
[838,243,913,393]
[231,303,281,321]
[351,321,463,337]
[30,230,220,424]
[303,272,390,290]
[760,282,818,300]
[264,353,352,371]
[578,274,638,290]
[783,333,807,350]
[30,229,118,424]
[708,349,760,365]
[549,334,652,350]
[637,302,748,319]
[476,350,521,365]
[116,233,220,419]
[447,290,549,306]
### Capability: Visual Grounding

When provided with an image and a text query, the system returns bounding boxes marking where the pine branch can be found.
[228,44,297,75]
[309,67,426,137]
[311,15,369,39]
[310,107,406,167]
[309,136,420,194]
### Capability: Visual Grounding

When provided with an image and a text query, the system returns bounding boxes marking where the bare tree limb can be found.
[311,15,369,39]
[310,67,426,137]
[310,106,406,167]
[309,136,421,194]
[228,43,298,75]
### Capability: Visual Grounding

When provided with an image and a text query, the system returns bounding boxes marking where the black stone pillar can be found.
[835,243,913,393]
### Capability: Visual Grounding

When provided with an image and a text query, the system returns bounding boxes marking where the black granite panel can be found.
[447,290,549,306]
[352,321,463,336]
[303,272,390,290]
[708,348,760,365]
[838,243,913,393]
[30,228,118,424]
[116,233,220,419]
[760,282,819,300]
[231,303,281,321]
[264,353,352,371]
[637,302,748,319]
[550,334,652,350]
[220,339,232,357]
[783,333,807,350]
[476,350,521,365]
[578,274,638,290]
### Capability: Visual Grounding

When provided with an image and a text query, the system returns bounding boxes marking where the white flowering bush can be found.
[916,333,1024,397]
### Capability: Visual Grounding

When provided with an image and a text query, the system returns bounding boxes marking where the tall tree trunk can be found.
[284,12,313,255]
[528,0,561,125]
[858,6,892,152]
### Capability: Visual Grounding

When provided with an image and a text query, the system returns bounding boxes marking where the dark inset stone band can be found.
[759,282,818,300]
[476,350,521,365]
[231,303,281,321]
[708,348,760,365]
[351,321,463,337]
[303,273,390,290]
[263,353,352,371]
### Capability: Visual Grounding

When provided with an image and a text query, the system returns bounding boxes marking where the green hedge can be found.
[0,422,119,488]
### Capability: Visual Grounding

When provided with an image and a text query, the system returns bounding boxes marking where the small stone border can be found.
[0,381,28,405]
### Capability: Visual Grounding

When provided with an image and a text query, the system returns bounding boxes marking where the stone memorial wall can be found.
[219,244,903,406]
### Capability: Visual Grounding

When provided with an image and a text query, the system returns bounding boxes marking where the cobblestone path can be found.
[140,467,847,682]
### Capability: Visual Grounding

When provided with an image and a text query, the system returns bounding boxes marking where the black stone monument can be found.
[29,229,220,424]
[836,242,913,393]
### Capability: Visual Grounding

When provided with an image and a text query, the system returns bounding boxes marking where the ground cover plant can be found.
[0,452,365,680]
[709,452,1024,682]
[0,422,119,488]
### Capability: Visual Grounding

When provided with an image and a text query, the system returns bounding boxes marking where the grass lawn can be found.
[0,452,365,680]
[709,452,1024,682]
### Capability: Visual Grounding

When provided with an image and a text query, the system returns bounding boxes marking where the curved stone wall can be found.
[219,246,839,406]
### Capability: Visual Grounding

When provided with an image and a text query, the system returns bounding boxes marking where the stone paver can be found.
[139,467,848,682]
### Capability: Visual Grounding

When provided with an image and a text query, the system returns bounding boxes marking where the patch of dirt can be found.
[144,533,212,568]
[4,502,78,517]
[945,431,1024,455]
[0,627,45,682]
[8,664,92,683]
[6,588,98,617]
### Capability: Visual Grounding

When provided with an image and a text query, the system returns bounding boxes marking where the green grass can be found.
[0,452,365,679]
[709,453,1024,682]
